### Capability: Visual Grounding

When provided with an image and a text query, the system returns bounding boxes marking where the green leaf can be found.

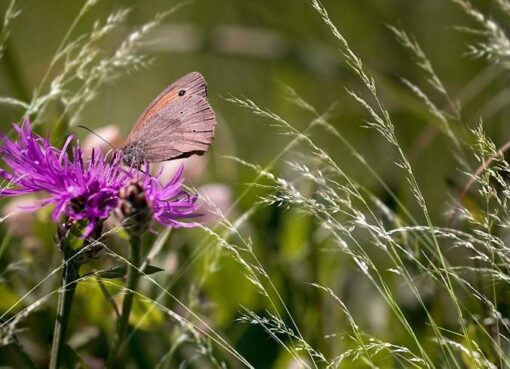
[94,264,164,279]
[62,343,86,369]
[142,264,165,275]
[129,295,165,330]
[94,266,126,279]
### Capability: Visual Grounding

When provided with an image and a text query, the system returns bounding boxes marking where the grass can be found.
[2,0,510,368]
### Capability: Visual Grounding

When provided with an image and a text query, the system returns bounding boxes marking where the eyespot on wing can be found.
[124,93,216,163]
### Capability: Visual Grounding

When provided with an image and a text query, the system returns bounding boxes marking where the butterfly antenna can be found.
[77,125,117,150]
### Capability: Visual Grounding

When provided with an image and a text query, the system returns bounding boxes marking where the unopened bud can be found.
[119,180,151,235]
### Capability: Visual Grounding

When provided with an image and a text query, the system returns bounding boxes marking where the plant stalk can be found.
[106,233,142,368]
[10,337,39,369]
[49,257,79,369]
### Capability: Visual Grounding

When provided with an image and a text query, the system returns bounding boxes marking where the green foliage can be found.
[3,0,510,368]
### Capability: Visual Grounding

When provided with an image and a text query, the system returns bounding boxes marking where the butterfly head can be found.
[121,142,147,168]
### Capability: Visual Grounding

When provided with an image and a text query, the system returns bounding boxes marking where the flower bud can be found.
[119,180,151,235]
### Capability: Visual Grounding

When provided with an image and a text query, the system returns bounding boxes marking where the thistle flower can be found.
[142,164,200,227]
[0,118,199,237]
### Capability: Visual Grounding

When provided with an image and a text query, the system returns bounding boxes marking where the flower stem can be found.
[49,257,79,369]
[106,233,142,368]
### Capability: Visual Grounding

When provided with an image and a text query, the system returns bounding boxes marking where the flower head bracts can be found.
[142,164,200,228]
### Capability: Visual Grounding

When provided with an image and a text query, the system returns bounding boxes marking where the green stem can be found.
[9,337,39,369]
[49,258,79,369]
[106,234,142,368]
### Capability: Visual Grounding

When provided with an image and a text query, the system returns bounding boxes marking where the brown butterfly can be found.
[121,72,216,166]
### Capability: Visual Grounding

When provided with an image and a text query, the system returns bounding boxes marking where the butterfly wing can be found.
[125,72,216,162]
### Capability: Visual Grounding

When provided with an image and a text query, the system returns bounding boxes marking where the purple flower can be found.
[0,118,199,237]
[142,165,200,228]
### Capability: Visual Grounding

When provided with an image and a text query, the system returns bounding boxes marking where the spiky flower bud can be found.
[119,179,152,236]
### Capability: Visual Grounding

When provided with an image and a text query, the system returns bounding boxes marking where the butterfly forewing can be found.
[131,72,207,133]
[124,72,216,163]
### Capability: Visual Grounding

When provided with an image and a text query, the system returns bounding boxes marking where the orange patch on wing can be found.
[138,89,179,125]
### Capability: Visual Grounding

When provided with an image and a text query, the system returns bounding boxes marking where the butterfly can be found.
[121,72,216,166]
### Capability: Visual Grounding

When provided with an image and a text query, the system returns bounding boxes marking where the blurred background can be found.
[1,0,510,368]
